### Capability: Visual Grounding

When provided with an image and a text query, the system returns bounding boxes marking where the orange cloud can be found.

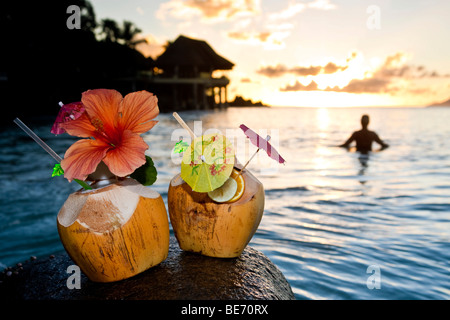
[227,30,289,49]
[157,0,261,23]
[325,78,393,94]
[281,80,319,91]
[257,61,348,77]
[228,31,271,42]
[278,51,447,94]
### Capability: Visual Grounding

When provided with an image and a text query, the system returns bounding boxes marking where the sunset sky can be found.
[90,0,450,107]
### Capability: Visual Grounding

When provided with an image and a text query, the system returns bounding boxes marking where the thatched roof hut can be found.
[148,35,234,110]
[156,35,234,77]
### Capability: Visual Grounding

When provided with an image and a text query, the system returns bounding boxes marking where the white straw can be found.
[172,112,196,140]
[14,118,63,163]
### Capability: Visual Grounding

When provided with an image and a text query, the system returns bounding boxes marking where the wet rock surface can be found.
[0,237,295,300]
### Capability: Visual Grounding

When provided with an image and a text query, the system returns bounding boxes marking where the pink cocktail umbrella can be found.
[51,101,85,135]
[239,124,285,174]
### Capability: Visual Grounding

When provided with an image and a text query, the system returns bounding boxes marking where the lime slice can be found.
[207,177,238,203]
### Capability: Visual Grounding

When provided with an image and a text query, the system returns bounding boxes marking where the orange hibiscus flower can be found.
[60,89,159,182]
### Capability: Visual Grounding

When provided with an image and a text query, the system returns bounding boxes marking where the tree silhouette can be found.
[80,1,97,33]
[100,19,121,43]
[122,20,142,48]
[0,0,150,122]
[99,19,142,48]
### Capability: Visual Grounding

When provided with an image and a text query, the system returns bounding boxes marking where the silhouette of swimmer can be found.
[339,115,389,153]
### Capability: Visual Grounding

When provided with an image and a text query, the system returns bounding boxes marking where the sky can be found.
[90,0,450,107]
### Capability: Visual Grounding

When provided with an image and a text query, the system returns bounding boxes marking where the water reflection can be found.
[358,153,370,179]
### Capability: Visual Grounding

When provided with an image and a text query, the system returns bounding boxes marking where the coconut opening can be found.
[170,173,185,187]
[57,178,160,231]
[118,178,160,199]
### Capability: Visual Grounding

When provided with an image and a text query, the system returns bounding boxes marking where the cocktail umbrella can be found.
[50,101,118,182]
[239,124,285,174]
[181,133,235,192]
[51,102,85,135]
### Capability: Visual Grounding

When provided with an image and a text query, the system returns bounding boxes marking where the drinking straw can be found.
[14,118,63,162]
[173,112,196,140]
[13,118,92,190]
[172,112,208,164]
[172,112,198,183]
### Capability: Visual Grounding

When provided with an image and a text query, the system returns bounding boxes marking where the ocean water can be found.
[1,106,449,300]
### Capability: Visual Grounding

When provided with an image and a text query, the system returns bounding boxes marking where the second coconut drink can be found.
[168,113,270,258]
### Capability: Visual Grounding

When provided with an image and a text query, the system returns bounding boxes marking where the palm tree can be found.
[121,20,142,48]
[100,19,121,43]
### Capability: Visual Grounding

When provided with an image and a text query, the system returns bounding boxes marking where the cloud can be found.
[281,80,319,92]
[157,0,261,23]
[325,78,392,94]
[226,20,294,49]
[269,3,306,20]
[290,65,323,76]
[277,51,447,94]
[257,60,348,77]
[136,6,145,16]
[255,64,288,77]
[280,78,394,94]
[269,0,336,20]
[323,62,348,74]
[227,30,290,49]
[228,31,270,42]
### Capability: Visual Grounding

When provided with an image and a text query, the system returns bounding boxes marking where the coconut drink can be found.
[15,89,170,282]
[168,113,273,258]
[168,166,265,258]
[57,177,169,282]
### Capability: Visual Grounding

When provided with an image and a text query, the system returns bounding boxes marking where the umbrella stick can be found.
[238,149,260,176]
[173,112,196,140]
[238,135,271,176]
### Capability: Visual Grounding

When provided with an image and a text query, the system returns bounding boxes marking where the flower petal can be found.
[119,91,159,134]
[61,139,111,182]
[102,130,148,177]
[60,112,96,138]
[81,89,123,136]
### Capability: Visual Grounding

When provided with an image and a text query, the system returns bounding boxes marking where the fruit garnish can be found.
[207,177,237,203]
[207,168,246,203]
[227,168,245,203]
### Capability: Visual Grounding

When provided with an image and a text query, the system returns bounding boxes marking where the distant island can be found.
[229,95,269,107]
[428,97,450,107]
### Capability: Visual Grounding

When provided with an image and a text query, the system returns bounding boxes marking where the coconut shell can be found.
[168,169,265,258]
[57,178,169,282]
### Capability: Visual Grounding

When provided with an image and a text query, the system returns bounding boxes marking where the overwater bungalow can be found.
[150,35,234,110]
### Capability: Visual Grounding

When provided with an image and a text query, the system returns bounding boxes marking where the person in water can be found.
[339,115,389,153]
